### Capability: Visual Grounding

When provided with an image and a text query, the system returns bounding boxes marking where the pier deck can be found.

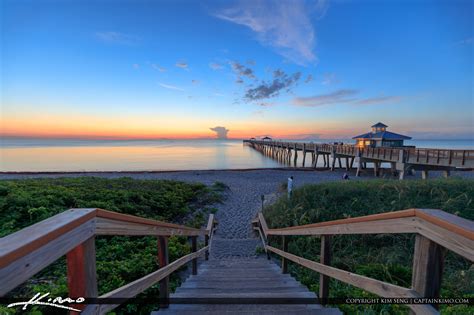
[244,140,474,179]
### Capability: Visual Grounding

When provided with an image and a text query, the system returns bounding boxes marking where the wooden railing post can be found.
[191,236,198,275]
[411,234,445,311]
[282,236,288,273]
[319,235,331,305]
[66,236,97,314]
[205,234,209,260]
[157,236,169,309]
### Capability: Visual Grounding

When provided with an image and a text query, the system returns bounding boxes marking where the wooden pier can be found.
[244,140,474,179]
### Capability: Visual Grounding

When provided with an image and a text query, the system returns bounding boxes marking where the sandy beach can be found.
[1,168,472,258]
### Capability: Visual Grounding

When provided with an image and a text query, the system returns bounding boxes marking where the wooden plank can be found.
[0,208,97,268]
[258,212,269,237]
[319,235,331,304]
[96,209,202,233]
[0,219,96,296]
[411,235,444,310]
[414,209,474,240]
[266,246,437,315]
[266,209,416,234]
[95,217,204,236]
[90,247,207,314]
[414,218,473,261]
[191,236,197,275]
[282,236,288,273]
[206,214,215,233]
[267,217,418,236]
[67,237,98,314]
[158,236,169,309]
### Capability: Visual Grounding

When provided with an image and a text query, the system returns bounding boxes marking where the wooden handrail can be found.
[254,208,473,315]
[0,208,216,314]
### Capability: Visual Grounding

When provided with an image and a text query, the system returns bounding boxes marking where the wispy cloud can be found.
[455,37,473,46]
[176,61,189,70]
[293,89,401,107]
[321,73,339,85]
[158,83,184,91]
[132,63,140,69]
[355,96,401,105]
[214,93,225,97]
[213,0,327,65]
[293,89,358,107]
[192,80,200,85]
[305,74,313,83]
[95,31,137,45]
[209,62,224,70]
[152,64,166,72]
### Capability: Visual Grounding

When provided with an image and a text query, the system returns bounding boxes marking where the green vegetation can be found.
[0,177,224,315]
[264,178,474,315]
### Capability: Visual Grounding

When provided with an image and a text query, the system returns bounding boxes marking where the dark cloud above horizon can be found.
[231,61,255,81]
[210,126,229,139]
[244,70,301,101]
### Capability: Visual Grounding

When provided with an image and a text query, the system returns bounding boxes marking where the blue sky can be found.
[1,0,473,139]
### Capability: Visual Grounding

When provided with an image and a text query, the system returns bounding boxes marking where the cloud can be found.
[455,37,473,46]
[132,64,140,69]
[192,80,200,85]
[213,0,327,65]
[322,73,339,85]
[244,71,301,101]
[305,74,313,83]
[293,89,359,107]
[209,62,224,70]
[95,31,137,45]
[231,61,255,80]
[236,78,244,84]
[258,102,274,107]
[176,62,189,69]
[293,89,401,107]
[152,64,166,72]
[355,96,401,105]
[214,93,225,96]
[158,83,184,91]
[210,126,229,139]
[246,59,256,65]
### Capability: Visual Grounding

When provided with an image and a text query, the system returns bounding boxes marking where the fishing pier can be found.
[243,139,474,179]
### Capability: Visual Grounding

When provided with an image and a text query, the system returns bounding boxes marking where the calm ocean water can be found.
[1,138,473,172]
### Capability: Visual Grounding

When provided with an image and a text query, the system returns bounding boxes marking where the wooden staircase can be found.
[152,258,342,314]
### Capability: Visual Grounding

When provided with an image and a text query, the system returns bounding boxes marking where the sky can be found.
[1,0,473,140]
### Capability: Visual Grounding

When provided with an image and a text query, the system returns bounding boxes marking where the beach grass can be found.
[0,177,225,315]
[264,178,474,314]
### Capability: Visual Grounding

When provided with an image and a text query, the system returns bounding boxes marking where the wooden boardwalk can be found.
[244,140,474,179]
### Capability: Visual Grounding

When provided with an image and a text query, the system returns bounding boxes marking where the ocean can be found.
[1,138,473,172]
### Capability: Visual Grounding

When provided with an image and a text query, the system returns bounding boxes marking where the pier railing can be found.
[0,208,217,314]
[253,208,473,315]
[244,140,474,168]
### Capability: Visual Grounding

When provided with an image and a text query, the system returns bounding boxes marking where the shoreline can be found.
[1,167,473,175]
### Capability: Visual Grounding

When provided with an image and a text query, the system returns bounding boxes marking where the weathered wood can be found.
[268,217,418,236]
[0,219,96,296]
[158,236,169,309]
[266,246,437,315]
[319,235,331,304]
[88,247,207,314]
[67,237,98,309]
[282,236,288,273]
[258,212,269,238]
[191,236,198,275]
[0,208,97,269]
[95,217,204,236]
[411,235,444,310]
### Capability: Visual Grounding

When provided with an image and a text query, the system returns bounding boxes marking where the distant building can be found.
[353,122,411,148]
[262,136,272,141]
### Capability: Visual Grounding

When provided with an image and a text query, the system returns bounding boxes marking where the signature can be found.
[7,292,85,312]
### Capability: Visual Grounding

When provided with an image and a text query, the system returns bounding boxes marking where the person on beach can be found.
[287,176,294,198]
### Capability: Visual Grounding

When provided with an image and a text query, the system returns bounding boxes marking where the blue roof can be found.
[352,131,411,140]
[371,122,388,128]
